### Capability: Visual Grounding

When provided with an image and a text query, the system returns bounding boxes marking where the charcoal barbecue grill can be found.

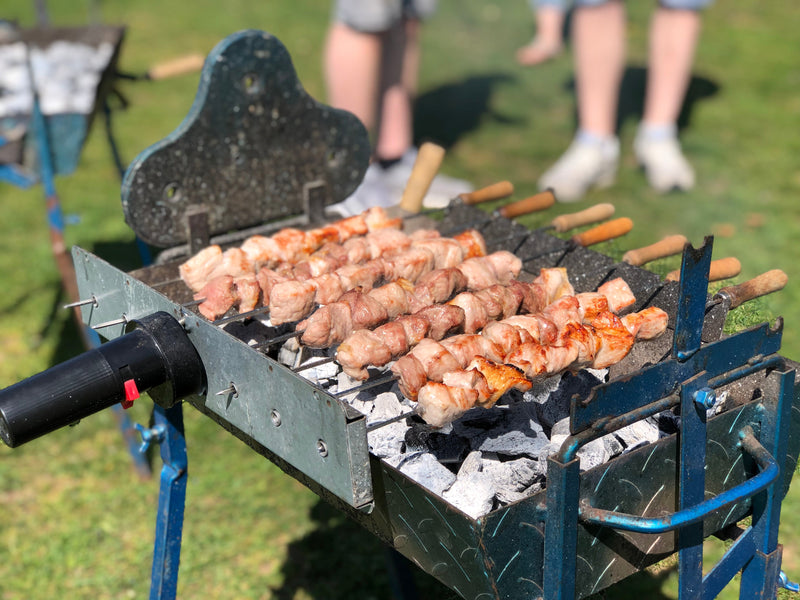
[1,30,799,600]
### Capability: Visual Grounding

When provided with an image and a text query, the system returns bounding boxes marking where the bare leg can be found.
[516,5,565,67]
[642,7,702,127]
[573,0,626,137]
[375,19,419,161]
[323,22,382,133]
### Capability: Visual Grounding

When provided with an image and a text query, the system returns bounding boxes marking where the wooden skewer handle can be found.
[459,181,514,205]
[148,54,205,80]
[623,234,689,266]
[399,142,446,214]
[551,203,615,233]
[666,257,742,282]
[571,217,633,247]
[716,269,788,309]
[497,189,555,219]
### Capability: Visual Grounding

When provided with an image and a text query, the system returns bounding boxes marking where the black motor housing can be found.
[0,312,205,448]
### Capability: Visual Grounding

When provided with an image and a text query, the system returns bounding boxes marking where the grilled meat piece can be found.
[180,245,223,292]
[597,277,636,313]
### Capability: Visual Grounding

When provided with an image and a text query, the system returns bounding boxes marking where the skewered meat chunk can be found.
[396,314,431,347]
[338,329,394,379]
[502,315,559,344]
[416,383,479,429]
[367,281,413,319]
[453,229,488,258]
[475,284,524,320]
[412,268,468,306]
[413,304,465,340]
[234,275,261,313]
[269,280,318,325]
[392,354,432,402]
[440,334,505,367]
[195,275,236,320]
[309,273,346,305]
[575,292,610,322]
[485,251,523,285]
[256,267,288,301]
[386,246,436,282]
[336,259,387,291]
[366,229,413,258]
[542,295,583,330]
[411,238,465,269]
[342,237,372,264]
[589,311,635,369]
[206,247,253,281]
[621,306,669,340]
[597,277,636,313]
[241,236,280,270]
[513,279,549,315]
[534,267,574,302]
[408,339,462,384]
[480,321,537,354]
[338,289,390,330]
[448,292,490,334]
[180,245,223,292]
[457,256,499,290]
[363,206,402,230]
[299,302,353,349]
[465,356,532,404]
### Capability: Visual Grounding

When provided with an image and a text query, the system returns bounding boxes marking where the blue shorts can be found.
[333,0,438,33]
[531,0,713,9]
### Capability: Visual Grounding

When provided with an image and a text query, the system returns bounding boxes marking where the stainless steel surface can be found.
[73,246,373,509]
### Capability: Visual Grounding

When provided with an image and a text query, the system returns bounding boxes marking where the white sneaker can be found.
[538,136,619,203]
[381,148,473,209]
[327,163,393,217]
[633,130,695,193]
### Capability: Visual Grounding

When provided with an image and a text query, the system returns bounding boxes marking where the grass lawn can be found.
[1,0,799,598]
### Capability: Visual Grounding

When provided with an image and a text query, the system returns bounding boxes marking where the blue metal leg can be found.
[740,369,794,599]
[543,455,581,600]
[678,376,709,599]
[147,403,188,600]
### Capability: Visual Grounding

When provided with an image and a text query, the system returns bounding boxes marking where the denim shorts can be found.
[333,0,438,32]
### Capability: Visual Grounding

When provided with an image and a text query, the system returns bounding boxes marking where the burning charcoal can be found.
[404,424,470,465]
[294,357,339,385]
[386,452,456,497]
[530,369,606,432]
[368,421,407,458]
[614,420,660,451]
[481,456,545,505]
[442,451,495,518]
[604,435,625,458]
[454,402,549,459]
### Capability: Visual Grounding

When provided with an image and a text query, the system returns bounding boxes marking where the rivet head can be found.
[316,439,328,458]
[270,410,281,427]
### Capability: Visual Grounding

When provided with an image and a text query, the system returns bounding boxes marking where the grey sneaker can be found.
[381,148,473,209]
[633,130,695,193]
[538,136,619,203]
[327,163,393,217]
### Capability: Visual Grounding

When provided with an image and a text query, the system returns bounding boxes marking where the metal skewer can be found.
[63,295,98,309]
[366,408,421,432]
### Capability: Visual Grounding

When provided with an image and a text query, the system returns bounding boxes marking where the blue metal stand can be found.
[140,403,188,600]
[544,238,795,600]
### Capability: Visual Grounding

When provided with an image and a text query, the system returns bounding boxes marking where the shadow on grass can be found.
[412,73,522,150]
[563,65,720,134]
[272,499,459,600]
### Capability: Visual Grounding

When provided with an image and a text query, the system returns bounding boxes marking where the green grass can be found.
[1,1,800,598]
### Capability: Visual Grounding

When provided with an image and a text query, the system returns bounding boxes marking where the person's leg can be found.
[538,0,626,202]
[516,1,566,67]
[374,18,417,162]
[323,22,382,133]
[634,5,702,192]
[642,6,701,128]
[573,0,626,137]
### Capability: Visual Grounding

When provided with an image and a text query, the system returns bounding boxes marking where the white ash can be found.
[614,420,660,452]
[480,454,545,505]
[442,452,495,518]
[384,451,456,497]
[0,40,115,118]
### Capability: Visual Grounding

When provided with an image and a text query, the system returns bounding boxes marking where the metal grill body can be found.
[22,28,800,600]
